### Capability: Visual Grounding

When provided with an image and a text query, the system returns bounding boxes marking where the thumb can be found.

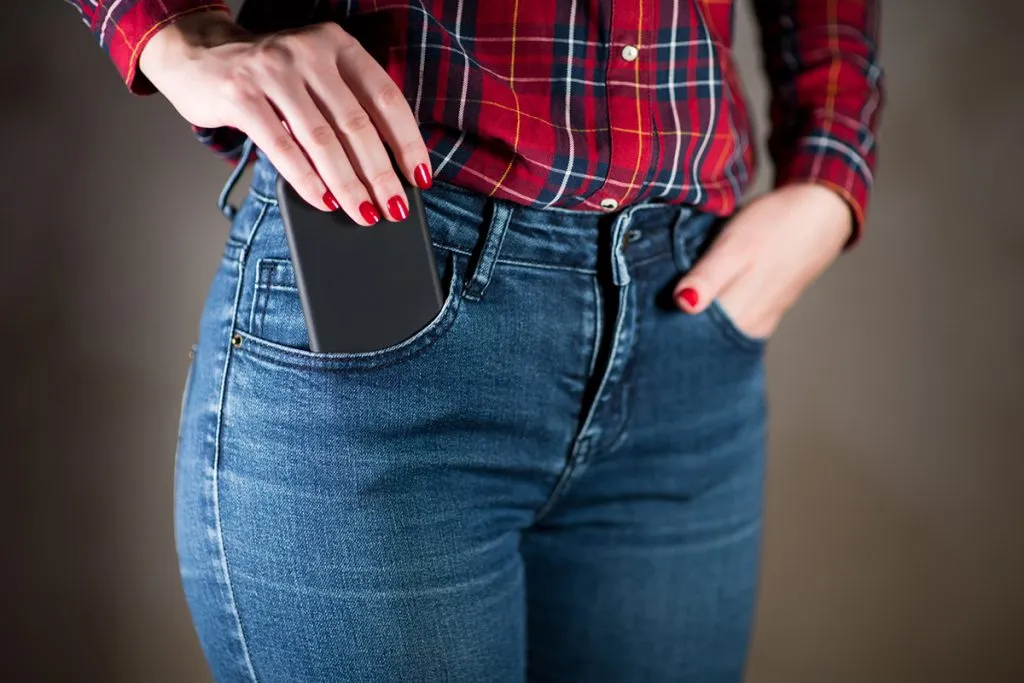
[673,238,746,314]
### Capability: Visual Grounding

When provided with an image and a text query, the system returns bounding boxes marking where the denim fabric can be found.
[174,148,768,683]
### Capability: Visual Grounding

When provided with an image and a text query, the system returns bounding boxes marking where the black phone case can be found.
[275,175,444,354]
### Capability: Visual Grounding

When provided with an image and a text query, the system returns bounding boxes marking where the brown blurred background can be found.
[3,1,1022,681]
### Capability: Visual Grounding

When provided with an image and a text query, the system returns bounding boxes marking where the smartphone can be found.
[275,173,444,354]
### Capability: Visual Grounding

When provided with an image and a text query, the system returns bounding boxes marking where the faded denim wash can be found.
[174,143,768,683]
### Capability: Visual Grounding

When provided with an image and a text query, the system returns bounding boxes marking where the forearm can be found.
[66,0,233,94]
[752,0,885,246]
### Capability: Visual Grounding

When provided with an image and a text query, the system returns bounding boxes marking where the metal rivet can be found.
[600,197,619,211]
[230,333,243,348]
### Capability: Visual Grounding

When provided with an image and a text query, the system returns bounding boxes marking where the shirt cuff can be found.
[106,1,232,95]
[774,120,876,250]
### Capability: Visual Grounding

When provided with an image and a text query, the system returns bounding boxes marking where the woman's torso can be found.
[204,0,756,217]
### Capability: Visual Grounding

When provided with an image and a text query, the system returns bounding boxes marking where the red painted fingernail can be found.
[359,201,380,225]
[677,287,699,308]
[387,195,409,221]
[414,163,433,189]
[323,190,340,211]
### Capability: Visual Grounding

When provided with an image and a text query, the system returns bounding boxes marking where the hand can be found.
[672,183,854,340]
[139,12,433,226]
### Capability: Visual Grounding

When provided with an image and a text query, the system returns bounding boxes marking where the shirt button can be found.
[621,45,639,62]
[600,197,619,211]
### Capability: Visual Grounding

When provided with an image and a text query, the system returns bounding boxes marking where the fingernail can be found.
[676,287,699,308]
[323,190,340,211]
[359,201,381,225]
[414,163,433,189]
[387,195,409,221]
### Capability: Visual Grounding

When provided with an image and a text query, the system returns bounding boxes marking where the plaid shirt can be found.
[67,0,884,242]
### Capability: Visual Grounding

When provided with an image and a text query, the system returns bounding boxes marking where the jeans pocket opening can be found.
[706,299,769,353]
[235,248,465,371]
[675,221,768,355]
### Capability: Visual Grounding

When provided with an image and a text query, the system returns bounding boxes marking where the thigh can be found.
[522,251,767,683]
[173,191,576,683]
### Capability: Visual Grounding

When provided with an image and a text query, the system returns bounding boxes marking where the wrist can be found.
[780,181,855,245]
[139,11,247,80]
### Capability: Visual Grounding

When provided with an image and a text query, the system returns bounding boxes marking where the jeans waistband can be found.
[232,143,721,285]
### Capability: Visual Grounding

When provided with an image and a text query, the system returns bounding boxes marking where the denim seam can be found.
[573,281,633,457]
[462,203,512,301]
[607,282,642,455]
[586,276,603,378]
[233,303,458,372]
[584,282,632,461]
[224,240,245,263]
[534,278,633,520]
[672,223,764,352]
[248,264,265,336]
[706,303,768,352]
[533,436,594,522]
[472,255,596,275]
[232,252,463,372]
[249,259,294,334]
[248,188,279,206]
[629,251,674,269]
[212,201,269,683]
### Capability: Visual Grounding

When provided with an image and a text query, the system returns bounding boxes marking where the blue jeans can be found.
[174,145,768,683]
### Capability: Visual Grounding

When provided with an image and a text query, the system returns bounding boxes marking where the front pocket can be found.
[674,214,768,355]
[238,244,464,370]
[706,299,769,352]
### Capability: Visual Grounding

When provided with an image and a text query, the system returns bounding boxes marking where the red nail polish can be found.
[414,163,433,189]
[323,190,340,211]
[387,195,409,221]
[359,201,381,225]
[677,287,699,308]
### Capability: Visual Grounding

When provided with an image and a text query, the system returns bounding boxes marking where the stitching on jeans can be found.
[435,243,598,275]
[234,252,464,372]
[607,277,643,455]
[706,303,768,352]
[629,251,674,269]
[587,276,603,378]
[235,299,460,372]
[248,188,279,206]
[249,259,295,334]
[212,202,268,683]
[676,228,765,352]
[257,267,272,336]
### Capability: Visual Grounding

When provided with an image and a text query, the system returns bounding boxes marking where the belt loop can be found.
[670,205,695,272]
[460,197,513,302]
[218,136,257,222]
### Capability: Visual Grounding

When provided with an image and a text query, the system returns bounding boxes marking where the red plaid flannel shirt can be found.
[67,0,884,242]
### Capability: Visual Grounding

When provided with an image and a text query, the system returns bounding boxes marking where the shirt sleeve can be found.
[66,0,231,95]
[751,0,885,247]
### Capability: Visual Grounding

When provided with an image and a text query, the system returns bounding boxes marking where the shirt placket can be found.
[597,0,654,212]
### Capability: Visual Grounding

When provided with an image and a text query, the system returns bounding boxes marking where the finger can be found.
[234,93,334,213]
[335,38,433,192]
[261,75,381,226]
[306,71,410,222]
[673,230,748,314]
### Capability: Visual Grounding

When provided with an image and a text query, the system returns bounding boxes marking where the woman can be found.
[72,1,883,681]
